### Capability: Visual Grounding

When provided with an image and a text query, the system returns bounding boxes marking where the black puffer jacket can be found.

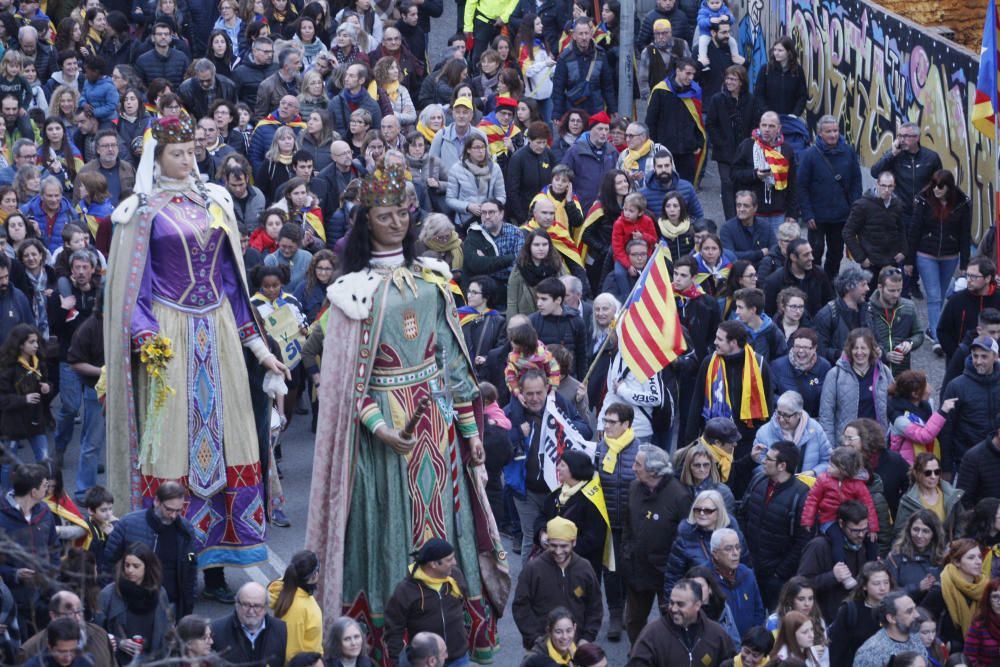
[811,297,872,363]
[594,437,640,530]
[738,471,810,581]
[958,436,1000,509]
[870,145,943,215]
[942,360,1000,474]
[908,192,972,266]
[621,475,691,592]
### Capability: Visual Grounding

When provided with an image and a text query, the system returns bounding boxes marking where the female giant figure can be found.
[104,112,287,573]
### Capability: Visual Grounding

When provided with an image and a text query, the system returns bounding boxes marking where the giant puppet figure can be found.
[104,111,288,577]
[306,166,509,664]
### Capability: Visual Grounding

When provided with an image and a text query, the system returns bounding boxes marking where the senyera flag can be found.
[617,241,687,381]
[972,0,1000,137]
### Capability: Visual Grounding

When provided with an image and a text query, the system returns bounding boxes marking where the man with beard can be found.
[0,254,34,344]
[770,328,830,416]
[937,255,1000,358]
[852,592,924,667]
[646,58,705,183]
[763,238,834,317]
[0,95,35,162]
[637,19,690,101]
[640,150,703,221]
[686,320,773,457]
[512,517,603,650]
[698,20,737,100]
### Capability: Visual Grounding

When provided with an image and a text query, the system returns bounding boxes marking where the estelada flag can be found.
[617,241,687,381]
[972,0,1000,137]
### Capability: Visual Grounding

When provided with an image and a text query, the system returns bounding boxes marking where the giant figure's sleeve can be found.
[131,250,159,346]
[219,239,261,343]
[436,285,480,439]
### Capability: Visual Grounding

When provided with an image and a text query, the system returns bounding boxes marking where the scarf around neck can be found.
[658,216,691,239]
[621,139,653,172]
[558,479,587,506]
[18,354,40,377]
[941,563,985,635]
[751,129,789,192]
[601,428,635,473]
[704,439,734,481]
[423,233,464,270]
[416,120,438,143]
[409,562,463,599]
[383,79,400,102]
[547,638,575,665]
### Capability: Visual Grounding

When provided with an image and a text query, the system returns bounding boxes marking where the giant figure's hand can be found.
[376,425,416,456]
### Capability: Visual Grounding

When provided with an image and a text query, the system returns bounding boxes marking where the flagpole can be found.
[580,242,668,385]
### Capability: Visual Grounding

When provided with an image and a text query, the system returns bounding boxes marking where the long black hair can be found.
[0,323,42,367]
[342,205,418,273]
[273,549,318,618]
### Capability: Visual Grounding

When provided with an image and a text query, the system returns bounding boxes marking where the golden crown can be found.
[360,165,407,208]
[152,111,195,145]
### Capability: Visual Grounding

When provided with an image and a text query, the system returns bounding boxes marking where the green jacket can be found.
[866,288,924,375]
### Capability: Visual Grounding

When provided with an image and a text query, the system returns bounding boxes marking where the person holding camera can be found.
[796,114,862,280]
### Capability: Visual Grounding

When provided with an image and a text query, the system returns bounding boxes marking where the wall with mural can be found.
[735,0,995,238]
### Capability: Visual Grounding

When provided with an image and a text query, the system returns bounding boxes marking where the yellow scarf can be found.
[275,153,293,165]
[601,428,635,473]
[546,639,575,665]
[18,354,40,377]
[423,232,464,271]
[733,656,769,667]
[658,216,691,240]
[383,79,400,102]
[558,479,587,506]
[416,120,437,143]
[940,563,985,635]
[621,139,653,173]
[704,439,734,482]
[408,563,463,599]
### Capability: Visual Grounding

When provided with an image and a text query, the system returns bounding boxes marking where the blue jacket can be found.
[796,137,862,224]
[769,354,830,417]
[102,507,198,617]
[754,412,832,475]
[504,392,592,496]
[719,216,776,264]
[714,562,766,640]
[551,42,617,120]
[81,75,120,122]
[21,196,77,254]
[248,110,306,165]
[0,286,36,344]
[664,518,747,594]
[560,133,619,212]
[641,170,703,221]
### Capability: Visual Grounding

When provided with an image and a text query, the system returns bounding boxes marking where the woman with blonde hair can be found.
[51,84,81,129]
[675,441,736,516]
[255,125,299,201]
[373,56,415,126]
[298,70,328,117]
[663,488,746,593]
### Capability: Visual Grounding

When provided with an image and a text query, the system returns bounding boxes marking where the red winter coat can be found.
[801,473,880,532]
[611,213,657,268]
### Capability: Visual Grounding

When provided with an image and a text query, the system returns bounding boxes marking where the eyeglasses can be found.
[842,434,861,442]
[898,133,919,138]
[967,272,985,280]
[845,526,868,535]
[882,267,903,277]
[786,303,805,310]
[693,506,718,515]
[604,419,620,426]
[236,600,267,611]
[991,593,1000,602]
[624,132,643,138]
[776,411,798,419]
[764,455,780,463]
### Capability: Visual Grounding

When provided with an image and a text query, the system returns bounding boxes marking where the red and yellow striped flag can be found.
[617,241,687,381]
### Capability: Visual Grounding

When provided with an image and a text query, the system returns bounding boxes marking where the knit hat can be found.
[703,417,740,444]
[495,96,518,111]
[546,516,578,541]
[412,538,455,565]
[588,111,611,127]
[653,18,671,31]
[560,449,595,481]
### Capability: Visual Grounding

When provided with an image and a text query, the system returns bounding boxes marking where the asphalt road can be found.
[50,10,949,665]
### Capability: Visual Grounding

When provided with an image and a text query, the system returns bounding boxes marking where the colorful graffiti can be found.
[735,0,995,238]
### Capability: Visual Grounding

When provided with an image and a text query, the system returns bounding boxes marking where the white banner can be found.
[539,393,596,491]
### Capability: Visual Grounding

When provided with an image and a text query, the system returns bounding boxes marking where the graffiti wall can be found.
[735,0,995,237]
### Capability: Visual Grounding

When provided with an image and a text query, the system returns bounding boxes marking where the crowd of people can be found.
[0,0,995,664]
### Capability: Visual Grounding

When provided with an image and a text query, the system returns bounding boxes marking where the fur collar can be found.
[327,257,453,321]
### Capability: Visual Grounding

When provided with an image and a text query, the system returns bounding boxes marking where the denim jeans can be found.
[0,434,49,491]
[916,254,960,341]
[54,362,82,455]
[75,386,106,497]
[512,490,547,565]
